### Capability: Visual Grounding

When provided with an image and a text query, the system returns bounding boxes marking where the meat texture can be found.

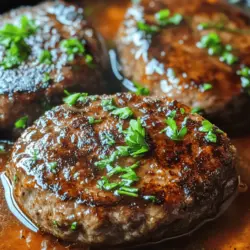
[0,0,107,138]
[116,0,250,135]
[7,92,238,246]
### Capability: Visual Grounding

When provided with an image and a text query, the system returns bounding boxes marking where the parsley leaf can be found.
[100,131,115,146]
[191,107,203,114]
[237,66,250,92]
[123,119,149,156]
[101,98,117,111]
[102,98,134,119]
[97,176,119,191]
[15,116,28,129]
[63,92,88,106]
[0,16,38,69]
[155,9,183,26]
[137,21,160,34]
[202,83,213,92]
[71,222,77,231]
[199,120,220,143]
[143,195,157,202]
[39,50,52,65]
[111,107,133,120]
[197,32,238,65]
[60,38,85,61]
[163,117,187,141]
[42,72,51,83]
[132,81,150,96]
[48,162,57,173]
[88,116,102,124]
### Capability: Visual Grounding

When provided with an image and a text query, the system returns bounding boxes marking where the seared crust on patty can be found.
[6,93,238,246]
[0,1,106,138]
[116,0,250,135]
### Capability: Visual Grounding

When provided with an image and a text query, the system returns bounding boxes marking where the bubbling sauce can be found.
[0,0,250,249]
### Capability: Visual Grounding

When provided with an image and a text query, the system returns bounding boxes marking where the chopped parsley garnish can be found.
[32,149,39,163]
[197,21,250,35]
[237,66,250,93]
[95,151,119,169]
[101,98,117,111]
[123,118,149,156]
[14,175,18,183]
[199,120,222,143]
[132,81,150,96]
[155,9,183,26]
[180,108,185,115]
[60,38,85,61]
[100,131,115,146]
[85,54,95,68]
[137,21,160,34]
[202,83,213,92]
[197,32,238,65]
[101,98,134,119]
[0,16,38,69]
[111,107,133,120]
[15,116,28,129]
[162,117,187,141]
[191,107,203,114]
[97,176,119,191]
[63,92,88,106]
[71,222,77,231]
[42,72,51,83]
[0,144,5,153]
[88,116,102,124]
[48,162,57,173]
[39,50,52,65]
[143,195,157,202]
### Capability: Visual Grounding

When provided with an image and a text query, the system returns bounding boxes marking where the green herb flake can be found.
[88,116,102,124]
[180,108,185,115]
[137,21,160,34]
[0,145,5,153]
[115,189,138,197]
[15,116,28,129]
[71,222,78,231]
[132,81,150,96]
[143,195,157,202]
[39,50,52,65]
[155,9,183,26]
[13,175,18,183]
[100,131,115,146]
[0,16,38,69]
[123,118,149,156]
[199,120,219,143]
[63,92,88,106]
[111,107,133,120]
[191,107,203,114]
[202,83,213,92]
[97,176,119,191]
[163,117,187,141]
[197,32,238,65]
[60,38,85,61]
[48,162,57,173]
[101,98,117,111]
[237,66,250,92]
[42,72,51,83]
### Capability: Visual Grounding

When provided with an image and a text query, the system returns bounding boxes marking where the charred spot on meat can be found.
[0,0,107,139]
[116,0,250,135]
[6,92,238,246]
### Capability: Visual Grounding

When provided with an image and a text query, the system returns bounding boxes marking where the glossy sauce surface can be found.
[0,0,250,249]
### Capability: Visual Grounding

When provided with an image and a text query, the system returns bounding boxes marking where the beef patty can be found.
[6,92,238,246]
[0,0,107,138]
[116,0,250,135]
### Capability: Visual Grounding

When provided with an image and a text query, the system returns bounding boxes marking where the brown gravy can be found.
[0,0,250,249]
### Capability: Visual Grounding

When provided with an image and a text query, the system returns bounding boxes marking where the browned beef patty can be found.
[116,0,250,135]
[0,1,107,138]
[6,92,238,246]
